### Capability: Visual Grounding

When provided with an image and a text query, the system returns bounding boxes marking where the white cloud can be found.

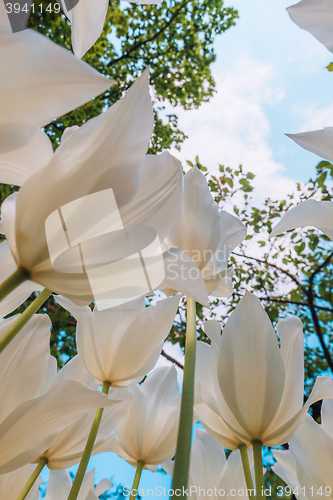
[165,57,295,200]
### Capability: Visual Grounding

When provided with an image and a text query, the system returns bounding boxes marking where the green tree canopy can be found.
[27,0,238,152]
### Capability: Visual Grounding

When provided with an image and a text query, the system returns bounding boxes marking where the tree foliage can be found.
[27,0,238,152]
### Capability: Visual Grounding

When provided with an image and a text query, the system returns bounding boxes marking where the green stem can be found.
[238,443,255,498]
[0,267,29,302]
[252,440,265,500]
[129,460,145,500]
[16,457,47,500]
[171,296,197,498]
[67,381,111,500]
[0,288,51,353]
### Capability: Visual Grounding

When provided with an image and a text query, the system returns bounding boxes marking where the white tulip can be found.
[163,167,246,303]
[55,295,180,386]
[163,428,251,500]
[98,366,181,470]
[198,292,333,448]
[1,70,184,305]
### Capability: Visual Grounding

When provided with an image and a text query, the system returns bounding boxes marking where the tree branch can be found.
[232,252,303,288]
[107,0,187,67]
[161,349,184,369]
[232,292,333,313]
[309,251,333,284]
[306,288,333,374]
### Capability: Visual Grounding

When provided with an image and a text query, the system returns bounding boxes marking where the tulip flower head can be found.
[163,428,251,500]
[1,70,184,306]
[55,295,180,387]
[99,366,181,470]
[163,167,246,302]
[197,291,333,448]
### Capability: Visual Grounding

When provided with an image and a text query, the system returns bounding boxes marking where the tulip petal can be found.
[161,247,210,307]
[202,210,247,278]
[287,0,333,53]
[94,479,112,497]
[0,241,43,317]
[272,450,302,494]
[189,428,226,492]
[217,292,285,440]
[0,130,53,186]
[51,354,96,389]
[287,127,333,162]
[203,321,222,347]
[45,470,72,500]
[1,192,19,261]
[99,368,180,468]
[119,152,183,242]
[195,341,245,449]
[0,380,116,473]
[141,367,180,458]
[263,376,333,446]
[36,355,58,397]
[165,167,221,268]
[45,396,127,470]
[0,314,51,422]
[62,0,108,59]
[206,268,234,297]
[219,450,247,496]
[295,461,321,499]
[321,399,333,440]
[289,414,333,491]
[270,199,333,239]
[142,366,179,420]
[264,318,304,432]
[100,433,137,467]
[0,28,112,129]
[194,403,244,451]
[0,1,12,31]
[103,295,180,385]
[113,387,146,463]
[0,464,42,500]
[60,298,145,384]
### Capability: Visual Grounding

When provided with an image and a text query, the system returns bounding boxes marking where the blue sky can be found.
[170,0,333,199]
[44,0,333,495]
